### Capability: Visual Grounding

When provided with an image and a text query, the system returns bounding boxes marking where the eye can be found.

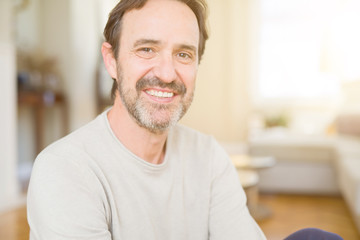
[178,52,190,58]
[141,48,152,53]
[135,47,157,59]
[176,52,194,64]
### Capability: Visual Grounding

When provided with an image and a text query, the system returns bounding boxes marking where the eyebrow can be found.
[133,39,160,48]
[177,44,197,54]
[133,38,197,54]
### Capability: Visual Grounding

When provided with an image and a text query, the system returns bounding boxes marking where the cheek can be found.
[120,65,146,88]
[122,57,154,81]
[180,66,197,90]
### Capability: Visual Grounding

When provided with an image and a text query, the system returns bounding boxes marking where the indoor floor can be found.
[0,194,359,240]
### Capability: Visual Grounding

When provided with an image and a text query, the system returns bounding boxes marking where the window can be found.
[256,0,360,103]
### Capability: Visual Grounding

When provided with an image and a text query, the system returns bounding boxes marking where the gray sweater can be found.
[27,110,265,239]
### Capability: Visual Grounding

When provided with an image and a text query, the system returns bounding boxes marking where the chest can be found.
[104,158,212,240]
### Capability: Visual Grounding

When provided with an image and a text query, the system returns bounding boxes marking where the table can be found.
[231,155,276,170]
[231,154,276,220]
[18,90,69,154]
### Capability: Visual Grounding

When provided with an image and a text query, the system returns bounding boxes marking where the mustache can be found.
[136,77,186,95]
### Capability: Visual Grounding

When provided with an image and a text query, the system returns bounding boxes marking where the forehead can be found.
[120,0,200,48]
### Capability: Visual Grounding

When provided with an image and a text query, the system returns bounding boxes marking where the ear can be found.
[101,42,118,79]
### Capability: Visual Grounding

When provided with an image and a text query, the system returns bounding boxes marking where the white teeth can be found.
[146,90,174,98]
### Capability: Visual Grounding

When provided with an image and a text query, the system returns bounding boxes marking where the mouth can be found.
[145,89,175,99]
[136,77,186,102]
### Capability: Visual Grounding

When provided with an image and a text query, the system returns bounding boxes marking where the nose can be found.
[153,53,177,83]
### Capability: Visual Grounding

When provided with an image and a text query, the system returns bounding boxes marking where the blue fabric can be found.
[284,228,343,240]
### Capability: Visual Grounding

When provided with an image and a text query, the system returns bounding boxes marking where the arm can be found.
[208,142,266,240]
[27,152,111,240]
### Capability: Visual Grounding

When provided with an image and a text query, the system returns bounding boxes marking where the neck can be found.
[107,100,168,165]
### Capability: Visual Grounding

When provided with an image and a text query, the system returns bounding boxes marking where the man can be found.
[27,0,343,239]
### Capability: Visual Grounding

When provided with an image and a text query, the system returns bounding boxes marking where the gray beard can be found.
[117,76,193,134]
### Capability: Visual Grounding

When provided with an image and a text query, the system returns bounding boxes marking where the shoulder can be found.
[30,113,110,188]
[28,116,109,219]
[39,113,107,161]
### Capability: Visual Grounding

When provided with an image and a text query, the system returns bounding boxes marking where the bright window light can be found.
[257,0,359,101]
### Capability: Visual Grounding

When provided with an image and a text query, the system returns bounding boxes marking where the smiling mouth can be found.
[145,89,174,98]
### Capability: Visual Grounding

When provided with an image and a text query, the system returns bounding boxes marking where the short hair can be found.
[103,0,209,101]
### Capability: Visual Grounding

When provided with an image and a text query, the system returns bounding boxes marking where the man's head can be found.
[104,0,208,63]
[102,0,208,134]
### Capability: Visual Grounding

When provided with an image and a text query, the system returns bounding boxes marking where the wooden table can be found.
[18,90,69,154]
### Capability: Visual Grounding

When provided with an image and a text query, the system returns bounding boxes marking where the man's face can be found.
[115,0,200,134]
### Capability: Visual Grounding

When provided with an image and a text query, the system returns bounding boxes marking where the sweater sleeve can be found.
[27,151,111,240]
[208,140,266,240]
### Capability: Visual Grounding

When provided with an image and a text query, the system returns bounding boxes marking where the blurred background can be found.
[1,0,360,239]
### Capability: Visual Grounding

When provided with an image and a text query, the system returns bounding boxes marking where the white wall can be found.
[181,0,258,142]
[0,0,21,212]
[15,0,42,50]
[40,0,98,131]
[67,0,99,130]
[341,80,360,114]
